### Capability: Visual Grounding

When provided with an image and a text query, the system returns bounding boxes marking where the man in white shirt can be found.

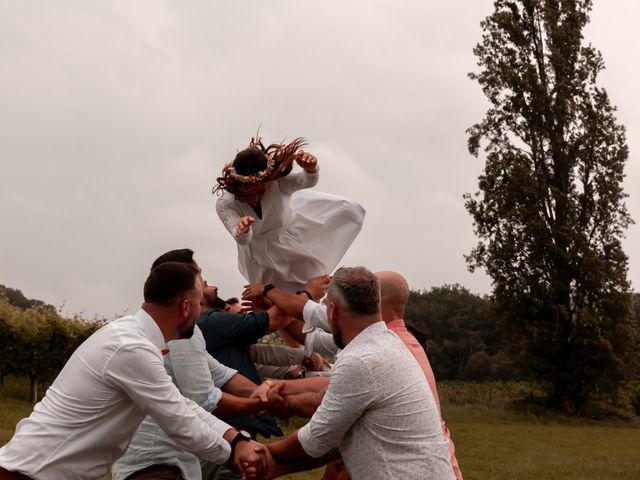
[242,275,338,358]
[263,266,455,480]
[0,261,268,480]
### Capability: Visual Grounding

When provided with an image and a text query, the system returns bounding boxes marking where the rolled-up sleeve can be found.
[303,328,338,357]
[167,328,237,412]
[298,355,372,458]
[302,301,332,333]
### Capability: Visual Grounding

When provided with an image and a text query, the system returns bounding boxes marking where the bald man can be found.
[376,271,462,480]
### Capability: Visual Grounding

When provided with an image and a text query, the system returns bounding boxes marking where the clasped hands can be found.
[233,440,287,480]
[250,380,287,418]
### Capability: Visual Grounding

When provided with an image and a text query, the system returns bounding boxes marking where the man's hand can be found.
[265,382,285,416]
[250,381,287,417]
[250,381,274,403]
[236,216,255,236]
[303,275,330,301]
[234,440,269,480]
[295,151,318,173]
[262,445,288,480]
[242,283,266,302]
[302,353,328,372]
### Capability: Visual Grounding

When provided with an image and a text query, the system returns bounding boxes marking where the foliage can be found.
[465,0,637,414]
[0,284,54,311]
[0,290,102,403]
[405,284,511,381]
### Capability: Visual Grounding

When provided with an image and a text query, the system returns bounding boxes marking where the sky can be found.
[1,1,639,319]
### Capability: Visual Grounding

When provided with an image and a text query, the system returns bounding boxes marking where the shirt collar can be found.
[340,321,387,355]
[385,318,406,329]
[135,308,168,353]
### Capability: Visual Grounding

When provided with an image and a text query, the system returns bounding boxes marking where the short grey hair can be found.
[328,266,380,315]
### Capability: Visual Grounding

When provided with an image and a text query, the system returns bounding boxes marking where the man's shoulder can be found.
[197,310,270,344]
[344,326,412,366]
[198,310,268,325]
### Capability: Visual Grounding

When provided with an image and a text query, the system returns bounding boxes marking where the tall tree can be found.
[465,0,636,414]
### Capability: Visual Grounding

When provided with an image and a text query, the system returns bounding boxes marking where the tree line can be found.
[406,284,640,417]
[0,285,103,403]
[1,281,639,415]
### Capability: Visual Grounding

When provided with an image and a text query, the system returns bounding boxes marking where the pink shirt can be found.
[386,319,463,480]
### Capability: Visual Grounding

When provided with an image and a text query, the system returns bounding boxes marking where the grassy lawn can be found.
[442,405,640,480]
[2,377,639,479]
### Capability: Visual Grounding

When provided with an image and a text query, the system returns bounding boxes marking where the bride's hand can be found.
[295,151,318,173]
[236,216,255,236]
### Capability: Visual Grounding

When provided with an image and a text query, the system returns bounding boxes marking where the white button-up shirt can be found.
[0,309,233,480]
[302,300,338,357]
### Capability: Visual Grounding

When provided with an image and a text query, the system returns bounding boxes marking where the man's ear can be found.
[179,298,190,318]
[328,302,339,329]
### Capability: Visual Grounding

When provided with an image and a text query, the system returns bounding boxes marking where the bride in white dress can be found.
[213,137,366,293]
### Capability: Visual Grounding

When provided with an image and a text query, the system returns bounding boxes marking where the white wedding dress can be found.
[216,169,366,292]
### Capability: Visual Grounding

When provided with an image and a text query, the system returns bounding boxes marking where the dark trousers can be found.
[0,467,33,480]
[124,464,185,480]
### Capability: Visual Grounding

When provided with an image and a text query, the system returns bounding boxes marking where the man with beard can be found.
[244,271,462,480]
[263,267,455,480]
[0,262,268,480]
[119,249,327,480]
[197,279,294,441]
[195,256,329,480]
[112,249,284,480]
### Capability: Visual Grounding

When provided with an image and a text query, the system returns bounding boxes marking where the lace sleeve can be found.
[215,193,253,245]
[277,168,320,195]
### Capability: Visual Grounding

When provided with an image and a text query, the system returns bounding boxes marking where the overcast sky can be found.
[1,1,638,318]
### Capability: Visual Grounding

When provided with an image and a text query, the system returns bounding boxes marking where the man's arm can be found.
[283,390,326,418]
[250,378,329,419]
[266,431,340,477]
[293,357,372,459]
[265,304,292,333]
[281,319,306,345]
[242,275,330,321]
[282,320,339,358]
[222,372,260,397]
[279,377,329,394]
[213,392,266,417]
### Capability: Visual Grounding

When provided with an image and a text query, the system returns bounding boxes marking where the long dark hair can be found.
[213,137,307,200]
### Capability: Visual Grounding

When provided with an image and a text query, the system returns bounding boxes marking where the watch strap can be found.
[296,289,314,301]
[262,284,275,297]
[229,430,251,456]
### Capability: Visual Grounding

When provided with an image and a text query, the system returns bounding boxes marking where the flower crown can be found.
[213,136,307,197]
[224,137,275,184]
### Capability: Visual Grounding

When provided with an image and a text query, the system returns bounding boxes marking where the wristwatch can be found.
[262,284,275,297]
[296,289,314,301]
[229,430,251,456]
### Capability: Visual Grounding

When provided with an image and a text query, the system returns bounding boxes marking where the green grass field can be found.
[2,376,639,479]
